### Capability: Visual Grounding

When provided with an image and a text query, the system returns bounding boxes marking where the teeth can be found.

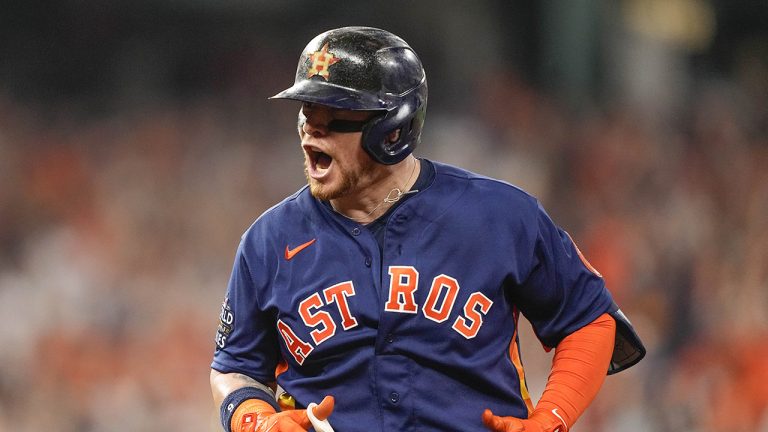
[304,145,325,158]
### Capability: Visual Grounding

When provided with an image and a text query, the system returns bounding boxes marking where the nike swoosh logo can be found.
[551,408,567,432]
[285,239,316,260]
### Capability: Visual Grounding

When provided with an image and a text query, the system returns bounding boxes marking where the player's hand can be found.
[239,395,335,432]
[482,409,562,432]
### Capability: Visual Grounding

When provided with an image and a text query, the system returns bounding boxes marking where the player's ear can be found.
[298,109,307,139]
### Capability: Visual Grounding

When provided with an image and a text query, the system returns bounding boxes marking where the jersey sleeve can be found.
[513,202,615,349]
[211,238,281,384]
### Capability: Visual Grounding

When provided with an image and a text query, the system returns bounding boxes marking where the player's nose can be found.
[302,118,328,138]
[302,106,332,138]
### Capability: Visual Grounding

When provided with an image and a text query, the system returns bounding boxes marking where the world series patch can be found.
[216,297,234,350]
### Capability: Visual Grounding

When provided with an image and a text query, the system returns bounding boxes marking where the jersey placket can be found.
[373,203,418,431]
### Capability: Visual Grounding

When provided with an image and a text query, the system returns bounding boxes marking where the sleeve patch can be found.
[216,297,234,350]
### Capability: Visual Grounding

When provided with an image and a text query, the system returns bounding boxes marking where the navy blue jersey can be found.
[212,161,620,432]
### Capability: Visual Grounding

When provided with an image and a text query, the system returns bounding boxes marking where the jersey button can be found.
[389,392,400,404]
[351,227,361,236]
[386,334,394,343]
[364,256,372,267]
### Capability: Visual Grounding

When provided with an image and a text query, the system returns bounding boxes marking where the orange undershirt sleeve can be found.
[530,312,616,431]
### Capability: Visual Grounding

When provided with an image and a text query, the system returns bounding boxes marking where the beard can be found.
[304,155,378,201]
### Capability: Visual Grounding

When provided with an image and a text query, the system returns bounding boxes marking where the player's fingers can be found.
[312,395,335,421]
[281,396,334,430]
[482,409,506,431]
[482,409,525,432]
[272,415,311,432]
[282,409,312,429]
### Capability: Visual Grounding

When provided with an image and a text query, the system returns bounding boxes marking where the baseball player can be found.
[210,26,645,432]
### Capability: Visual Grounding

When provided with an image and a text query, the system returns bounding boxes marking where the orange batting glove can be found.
[482,409,566,432]
[232,395,334,432]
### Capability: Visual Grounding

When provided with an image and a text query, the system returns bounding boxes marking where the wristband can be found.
[220,387,281,432]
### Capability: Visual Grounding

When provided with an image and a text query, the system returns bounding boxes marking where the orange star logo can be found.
[307,43,340,80]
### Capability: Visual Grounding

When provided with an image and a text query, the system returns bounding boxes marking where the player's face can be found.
[299,103,384,201]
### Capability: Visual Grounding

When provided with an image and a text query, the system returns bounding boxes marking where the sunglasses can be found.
[299,106,381,134]
[327,118,372,133]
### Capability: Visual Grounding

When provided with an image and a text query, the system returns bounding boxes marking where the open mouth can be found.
[305,145,334,176]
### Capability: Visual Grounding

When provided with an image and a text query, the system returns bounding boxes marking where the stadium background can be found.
[0,1,766,430]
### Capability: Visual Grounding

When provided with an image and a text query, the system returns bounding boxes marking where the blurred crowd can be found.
[1,52,767,432]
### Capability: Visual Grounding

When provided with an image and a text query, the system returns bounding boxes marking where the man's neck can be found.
[330,156,421,224]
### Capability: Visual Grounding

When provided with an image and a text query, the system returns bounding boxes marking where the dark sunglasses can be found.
[299,107,381,134]
[327,118,372,133]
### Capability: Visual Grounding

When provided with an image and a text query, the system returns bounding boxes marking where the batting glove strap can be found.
[220,387,281,432]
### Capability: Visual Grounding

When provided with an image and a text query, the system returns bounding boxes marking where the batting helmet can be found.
[270,26,428,165]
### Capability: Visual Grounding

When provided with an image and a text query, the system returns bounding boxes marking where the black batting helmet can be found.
[270,26,428,165]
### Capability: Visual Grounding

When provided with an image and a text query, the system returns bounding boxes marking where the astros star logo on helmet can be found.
[307,43,340,80]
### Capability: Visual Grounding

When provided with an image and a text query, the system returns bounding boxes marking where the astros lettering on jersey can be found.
[213,161,620,432]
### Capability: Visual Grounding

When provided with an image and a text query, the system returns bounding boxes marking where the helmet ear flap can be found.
[361,96,421,165]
